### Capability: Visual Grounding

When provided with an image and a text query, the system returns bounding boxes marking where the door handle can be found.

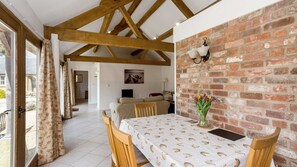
[18,106,26,118]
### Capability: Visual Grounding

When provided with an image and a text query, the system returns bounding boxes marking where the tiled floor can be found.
[40,102,112,167]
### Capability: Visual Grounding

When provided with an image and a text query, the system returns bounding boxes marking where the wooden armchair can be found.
[246,127,281,167]
[134,102,157,118]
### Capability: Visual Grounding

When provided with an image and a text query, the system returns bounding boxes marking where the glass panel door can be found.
[0,20,16,167]
[25,40,38,166]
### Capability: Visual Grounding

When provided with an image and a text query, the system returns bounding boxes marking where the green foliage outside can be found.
[0,89,6,99]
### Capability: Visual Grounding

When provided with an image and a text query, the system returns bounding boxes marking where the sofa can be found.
[109,96,170,127]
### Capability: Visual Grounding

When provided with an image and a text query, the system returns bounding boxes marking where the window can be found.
[0,75,5,86]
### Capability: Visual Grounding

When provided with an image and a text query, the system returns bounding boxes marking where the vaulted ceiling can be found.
[26,0,219,66]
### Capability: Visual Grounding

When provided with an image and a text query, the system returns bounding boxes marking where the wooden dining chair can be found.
[102,111,117,167]
[134,102,157,118]
[111,122,153,167]
[246,127,281,167]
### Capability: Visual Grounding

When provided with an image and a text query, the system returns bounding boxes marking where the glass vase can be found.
[198,112,209,127]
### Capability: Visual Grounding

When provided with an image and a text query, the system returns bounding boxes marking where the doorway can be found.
[74,71,88,104]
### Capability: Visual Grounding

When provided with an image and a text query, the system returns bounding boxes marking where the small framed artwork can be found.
[124,69,144,84]
[76,74,83,83]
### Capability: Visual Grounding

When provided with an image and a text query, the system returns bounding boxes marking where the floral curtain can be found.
[63,62,72,119]
[38,39,65,165]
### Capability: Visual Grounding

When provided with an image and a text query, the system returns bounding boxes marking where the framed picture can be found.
[124,69,144,84]
[76,74,83,83]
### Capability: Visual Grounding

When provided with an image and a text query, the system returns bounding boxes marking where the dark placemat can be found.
[208,128,245,141]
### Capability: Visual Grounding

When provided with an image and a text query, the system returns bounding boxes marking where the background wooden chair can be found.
[102,111,117,167]
[246,127,281,167]
[111,122,153,167]
[134,102,157,118]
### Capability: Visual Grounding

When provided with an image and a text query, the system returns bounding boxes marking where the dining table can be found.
[119,114,269,167]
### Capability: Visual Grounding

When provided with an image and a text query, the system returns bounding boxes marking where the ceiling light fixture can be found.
[175,22,180,26]
[153,36,157,40]
[187,37,210,64]
[107,30,111,34]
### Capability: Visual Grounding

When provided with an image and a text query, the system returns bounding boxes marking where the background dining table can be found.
[119,114,270,167]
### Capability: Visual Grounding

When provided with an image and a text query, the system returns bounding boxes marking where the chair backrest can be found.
[111,122,138,167]
[102,111,117,165]
[134,102,157,118]
[246,127,281,167]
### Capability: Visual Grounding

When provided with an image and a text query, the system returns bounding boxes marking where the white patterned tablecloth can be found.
[120,114,254,167]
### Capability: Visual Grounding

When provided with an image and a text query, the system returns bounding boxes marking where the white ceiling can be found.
[26,0,217,57]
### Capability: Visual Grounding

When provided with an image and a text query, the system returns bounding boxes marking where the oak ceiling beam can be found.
[44,26,174,52]
[64,55,170,66]
[125,0,165,37]
[105,46,116,57]
[68,44,96,56]
[111,0,142,35]
[55,0,133,30]
[130,28,173,56]
[93,11,115,52]
[171,0,194,19]
[119,6,144,38]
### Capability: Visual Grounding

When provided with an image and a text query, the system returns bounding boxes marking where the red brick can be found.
[287,45,297,55]
[267,57,297,67]
[246,115,269,125]
[229,64,239,71]
[247,100,270,108]
[290,104,297,112]
[225,84,244,91]
[265,76,296,84]
[242,42,263,53]
[272,85,287,92]
[271,47,285,56]
[225,124,244,134]
[213,78,228,83]
[209,72,224,77]
[264,94,295,102]
[272,8,287,19]
[243,27,261,37]
[273,154,287,164]
[274,67,289,75]
[199,29,212,36]
[271,29,287,38]
[291,142,297,152]
[241,61,264,68]
[210,84,223,89]
[266,110,289,120]
[272,120,288,128]
[229,118,238,126]
[227,33,241,41]
[291,123,297,132]
[213,115,228,123]
[225,39,244,49]
[227,48,239,56]
[240,77,262,83]
[246,69,272,76]
[241,108,263,115]
[213,91,228,97]
[212,103,227,110]
[240,121,263,131]
[291,68,297,74]
[240,93,263,100]
[243,51,268,61]
[272,103,287,111]
[263,17,295,31]
[210,65,228,71]
[292,86,297,93]
[226,71,245,76]
[209,108,224,115]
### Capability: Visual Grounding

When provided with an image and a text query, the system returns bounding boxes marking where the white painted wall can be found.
[161,53,175,91]
[69,62,98,104]
[0,0,43,38]
[99,63,163,110]
[173,0,281,42]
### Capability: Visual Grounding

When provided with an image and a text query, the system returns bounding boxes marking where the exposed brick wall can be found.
[175,0,297,166]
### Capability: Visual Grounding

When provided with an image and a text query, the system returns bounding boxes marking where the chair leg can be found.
[111,158,116,167]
